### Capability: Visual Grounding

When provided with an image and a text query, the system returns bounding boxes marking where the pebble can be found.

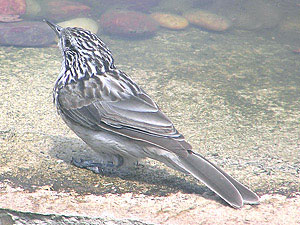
[184,10,231,32]
[151,12,189,30]
[100,10,158,38]
[0,0,26,15]
[45,0,91,21]
[58,18,99,34]
[24,0,41,18]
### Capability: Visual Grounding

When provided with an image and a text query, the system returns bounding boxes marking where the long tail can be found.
[174,151,259,208]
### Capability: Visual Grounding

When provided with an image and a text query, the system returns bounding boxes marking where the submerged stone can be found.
[45,0,91,21]
[58,18,99,34]
[184,10,231,32]
[100,10,158,38]
[0,0,26,22]
[151,12,189,30]
[24,0,41,18]
[0,21,56,47]
[0,0,26,15]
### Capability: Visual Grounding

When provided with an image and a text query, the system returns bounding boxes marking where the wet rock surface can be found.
[0,185,299,224]
[0,15,300,224]
[0,208,146,225]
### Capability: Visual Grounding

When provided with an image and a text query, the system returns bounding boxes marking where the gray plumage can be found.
[45,20,259,208]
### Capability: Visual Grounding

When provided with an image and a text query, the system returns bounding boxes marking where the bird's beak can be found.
[44,19,62,37]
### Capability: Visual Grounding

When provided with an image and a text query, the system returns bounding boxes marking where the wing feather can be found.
[56,73,192,155]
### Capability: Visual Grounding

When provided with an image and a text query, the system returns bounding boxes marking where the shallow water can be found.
[0,0,299,212]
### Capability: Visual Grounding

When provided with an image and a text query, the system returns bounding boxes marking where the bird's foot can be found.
[71,156,123,174]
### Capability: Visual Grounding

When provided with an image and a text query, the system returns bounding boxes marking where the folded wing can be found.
[57,73,192,156]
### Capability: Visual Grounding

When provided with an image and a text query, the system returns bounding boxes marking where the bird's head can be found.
[45,20,93,54]
[45,19,115,75]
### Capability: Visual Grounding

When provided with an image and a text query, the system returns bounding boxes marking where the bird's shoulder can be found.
[56,70,142,109]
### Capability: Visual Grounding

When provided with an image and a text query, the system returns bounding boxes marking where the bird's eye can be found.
[64,39,71,48]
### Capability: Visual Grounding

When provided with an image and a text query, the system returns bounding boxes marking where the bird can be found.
[45,20,259,208]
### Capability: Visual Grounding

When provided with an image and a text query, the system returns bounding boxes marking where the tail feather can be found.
[176,152,259,208]
[201,154,259,204]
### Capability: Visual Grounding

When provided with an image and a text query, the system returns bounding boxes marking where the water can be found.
[0,0,299,221]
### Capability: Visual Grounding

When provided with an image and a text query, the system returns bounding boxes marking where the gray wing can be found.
[56,74,192,156]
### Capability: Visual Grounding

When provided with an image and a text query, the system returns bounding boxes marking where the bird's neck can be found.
[55,50,118,90]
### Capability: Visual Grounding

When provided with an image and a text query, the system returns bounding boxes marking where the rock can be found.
[0,0,26,22]
[45,1,91,21]
[100,10,158,38]
[184,10,231,32]
[0,21,56,47]
[151,12,189,30]
[0,0,26,15]
[58,18,99,34]
[24,0,41,18]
